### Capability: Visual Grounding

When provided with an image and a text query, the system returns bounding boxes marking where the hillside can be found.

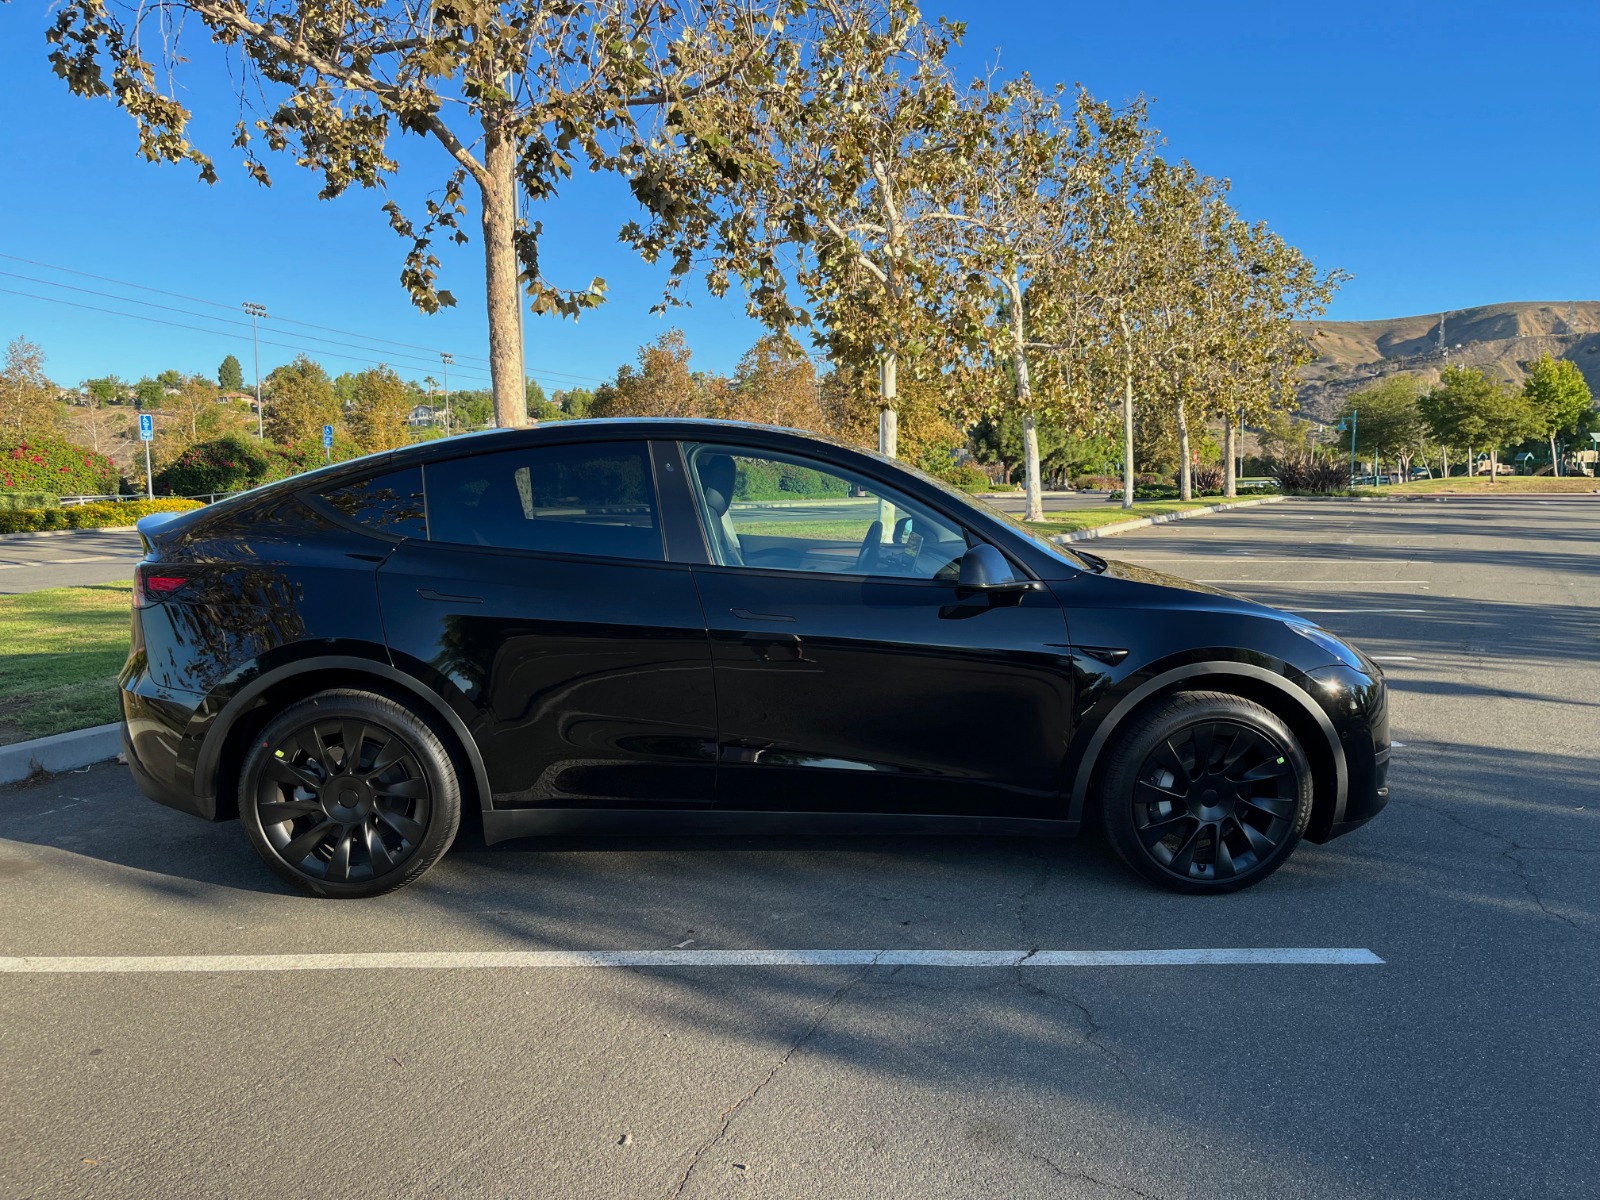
[1297,301,1600,419]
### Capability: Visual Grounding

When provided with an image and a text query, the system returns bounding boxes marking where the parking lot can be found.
[2,496,1596,1199]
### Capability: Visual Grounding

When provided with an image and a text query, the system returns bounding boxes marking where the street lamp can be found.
[1338,411,1359,486]
[439,352,453,433]
[242,302,268,438]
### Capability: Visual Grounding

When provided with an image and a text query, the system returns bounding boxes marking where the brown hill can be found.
[1297,301,1600,419]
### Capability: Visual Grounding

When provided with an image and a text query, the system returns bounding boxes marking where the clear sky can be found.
[1,1,1596,390]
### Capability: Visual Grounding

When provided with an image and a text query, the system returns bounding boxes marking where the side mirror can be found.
[957,543,1024,591]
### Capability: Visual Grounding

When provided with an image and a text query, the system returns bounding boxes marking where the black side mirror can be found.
[957,543,1024,590]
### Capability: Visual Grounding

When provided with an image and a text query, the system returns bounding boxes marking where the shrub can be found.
[734,459,849,501]
[1,437,119,495]
[1272,460,1348,494]
[1072,474,1121,491]
[0,492,59,511]
[1190,465,1224,495]
[0,497,202,535]
[155,435,269,497]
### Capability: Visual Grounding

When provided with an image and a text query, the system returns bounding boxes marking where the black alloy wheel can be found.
[240,690,461,898]
[1101,691,1312,893]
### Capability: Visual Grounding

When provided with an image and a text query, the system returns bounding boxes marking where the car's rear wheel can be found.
[240,689,460,898]
[1100,691,1311,894]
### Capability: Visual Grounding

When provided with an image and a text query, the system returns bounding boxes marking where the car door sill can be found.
[481,808,1077,845]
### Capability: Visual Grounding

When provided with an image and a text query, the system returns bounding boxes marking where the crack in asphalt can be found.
[1010,953,1131,1082]
[1030,1148,1164,1198]
[667,955,885,1198]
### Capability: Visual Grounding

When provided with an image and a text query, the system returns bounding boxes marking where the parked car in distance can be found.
[121,420,1390,898]
[1410,467,1433,480]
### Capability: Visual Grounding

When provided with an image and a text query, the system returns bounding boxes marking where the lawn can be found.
[0,581,132,746]
[1373,475,1600,494]
[1020,495,1271,537]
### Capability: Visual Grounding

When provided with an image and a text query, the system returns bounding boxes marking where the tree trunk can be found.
[1489,448,1498,483]
[1441,447,1448,478]
[1223,415,1238,498]
[480,125,527,430]
[1175,399,1192,501]
[1551,435,1560,477]
[1118,313,1135,510]
[1008,276,1043,523]
[878,354,898,459]
[1021,414,1043,523]
[1467,447,1474,477]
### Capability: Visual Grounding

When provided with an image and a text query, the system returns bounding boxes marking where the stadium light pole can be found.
[243,303,268,438]
[440,352,453,434]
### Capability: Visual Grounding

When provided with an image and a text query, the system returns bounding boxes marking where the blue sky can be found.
[1,1,1596,390]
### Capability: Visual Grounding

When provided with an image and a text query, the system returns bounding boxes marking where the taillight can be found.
[134,565,189,607]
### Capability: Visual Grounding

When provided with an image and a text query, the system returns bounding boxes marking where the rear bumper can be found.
[120,668,217,820]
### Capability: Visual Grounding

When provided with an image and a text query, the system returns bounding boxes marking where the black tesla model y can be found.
[121,420,1389,898]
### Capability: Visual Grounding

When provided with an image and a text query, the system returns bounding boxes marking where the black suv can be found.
[121,420,1389,898]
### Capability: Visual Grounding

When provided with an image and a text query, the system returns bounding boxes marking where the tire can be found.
[239,689,461,898]
[1099,691,1312,894]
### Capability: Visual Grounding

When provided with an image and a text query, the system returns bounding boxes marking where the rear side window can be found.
[425,443,662,561]
[320,467,427,538]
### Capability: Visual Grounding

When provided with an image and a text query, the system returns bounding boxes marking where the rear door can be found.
[376,438,717,810]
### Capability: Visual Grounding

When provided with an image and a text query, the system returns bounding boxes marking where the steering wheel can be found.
[854,519,883,574]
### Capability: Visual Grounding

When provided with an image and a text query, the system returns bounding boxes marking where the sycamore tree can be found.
[47,1,810,430]
[0,337,58,440]
[726,336,821,429]
[1419,365,1534,482]
[346,365,413,452]
[1521,353,1592,475]
[264,354,338,445]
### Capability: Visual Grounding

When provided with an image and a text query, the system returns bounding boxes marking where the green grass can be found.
[1021,495,1269,537]
[0,581,132,746]
[1371,475,1600,494]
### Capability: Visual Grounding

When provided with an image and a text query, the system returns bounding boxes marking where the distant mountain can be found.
[1296,301,1600,419]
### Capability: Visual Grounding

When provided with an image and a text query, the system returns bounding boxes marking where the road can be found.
[0,529,141,594]
[2,497,1597,1199]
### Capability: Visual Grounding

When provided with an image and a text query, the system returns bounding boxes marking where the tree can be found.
[650,3,982,459]
[166,375,223,448]
[553,389,595,420]
[1522,353,1592,476]
[592,331,699,419]
[134,377,165,409]
[0,337,56,439]
[725,336,821,429]
[1337,375,1423,478]
[263,355,337,446]
[346,366,411,453]
[1419,366,1535,483]
[48,1,807,430]
[525,379,549,422]
[218,354,245,391]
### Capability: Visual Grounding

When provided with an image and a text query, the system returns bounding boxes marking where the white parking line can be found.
[1368,655,1419,662]
[1288,608,1427,615]
[0,948,1384,973]
[1197,579,1431,584]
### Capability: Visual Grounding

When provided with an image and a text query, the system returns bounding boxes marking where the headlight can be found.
[1291,623,1368,671]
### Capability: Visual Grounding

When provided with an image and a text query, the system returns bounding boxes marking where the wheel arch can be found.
[1068,662,1347,841]
[195,657,492,823]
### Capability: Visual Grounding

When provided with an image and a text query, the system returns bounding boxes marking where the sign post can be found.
[322,424,334,464]
[139,412,154,498]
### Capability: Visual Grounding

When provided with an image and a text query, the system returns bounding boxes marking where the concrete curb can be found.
[1049,496,1285,544]
[0,723,122,786]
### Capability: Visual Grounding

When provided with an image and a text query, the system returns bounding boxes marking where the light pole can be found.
[439,352,453,434]
[243,302,268,438]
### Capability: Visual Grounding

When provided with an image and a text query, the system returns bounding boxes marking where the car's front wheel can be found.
[1100,691,1312,894]
[240,689,461,898]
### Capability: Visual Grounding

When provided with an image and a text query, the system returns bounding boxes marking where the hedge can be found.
[154,434,270,496]
[0,493,59,511]
[1,437,119,495]
[0,498,202,535]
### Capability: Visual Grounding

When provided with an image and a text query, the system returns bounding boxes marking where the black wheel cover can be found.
[253,718,434,885]
[1130,719,1303,884]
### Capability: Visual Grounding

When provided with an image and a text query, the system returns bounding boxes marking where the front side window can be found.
[425,442,662,561]
[319,466,427,538]
[684,442,969,580]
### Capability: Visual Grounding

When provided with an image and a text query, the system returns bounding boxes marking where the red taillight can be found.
[134,566,188,607]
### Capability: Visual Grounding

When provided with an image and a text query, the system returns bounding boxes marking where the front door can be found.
[679,441,1075,819]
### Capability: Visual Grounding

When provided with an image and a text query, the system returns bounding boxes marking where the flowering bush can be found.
[154,435,270,496]
[1,437,118,495]
[0,497,202,535]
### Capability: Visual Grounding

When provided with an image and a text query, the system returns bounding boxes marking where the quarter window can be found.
[319,467,427,538]
[684,443,969,580]
[425,443,663,561]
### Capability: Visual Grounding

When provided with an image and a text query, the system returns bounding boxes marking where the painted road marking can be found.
[0,948,1385,973]
[1287,608,1427,615]
[1369,655,1419,662]
[1197,579,1431,584]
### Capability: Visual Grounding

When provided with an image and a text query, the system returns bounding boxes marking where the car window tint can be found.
[319,467,427,538]
[683,442,968,580]
[425,443,663,561]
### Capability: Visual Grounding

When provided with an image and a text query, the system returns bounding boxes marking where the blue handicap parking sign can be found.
[323,424,334,448]
[139,413,154,441]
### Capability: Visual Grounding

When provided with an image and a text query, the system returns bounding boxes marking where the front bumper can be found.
[1301,662,1390,842]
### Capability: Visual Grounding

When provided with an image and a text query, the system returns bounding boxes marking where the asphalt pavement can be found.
[2,496,1597,1199]
[0,529,142,594]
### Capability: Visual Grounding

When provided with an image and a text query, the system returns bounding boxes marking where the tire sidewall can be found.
[1101,694,1312,894]
[240,690,461,899]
